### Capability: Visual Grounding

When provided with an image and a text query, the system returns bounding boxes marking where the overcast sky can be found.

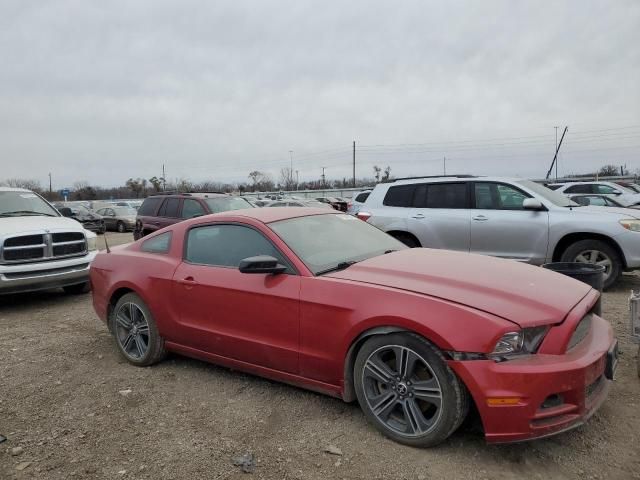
[1,0,639,189]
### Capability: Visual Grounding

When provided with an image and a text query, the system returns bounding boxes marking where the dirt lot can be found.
[2,232,639,480]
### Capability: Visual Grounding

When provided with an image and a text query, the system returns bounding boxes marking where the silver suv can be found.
[359,176,640,288]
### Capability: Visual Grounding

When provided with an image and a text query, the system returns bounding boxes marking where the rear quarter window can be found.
[138,197,162,216]
[355,192,371,203]
[141,232,172,254]
[383,185,416,207]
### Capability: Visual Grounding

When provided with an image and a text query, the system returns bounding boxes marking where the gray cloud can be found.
[1,0,639,188]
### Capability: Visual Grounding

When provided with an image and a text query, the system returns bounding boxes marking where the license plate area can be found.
[605,340,618,380]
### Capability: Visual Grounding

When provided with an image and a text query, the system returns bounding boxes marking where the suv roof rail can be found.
[386,174,478,182]
[148,191,185,196]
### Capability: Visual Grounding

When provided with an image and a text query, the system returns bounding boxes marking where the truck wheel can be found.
[63,282,90,294]
[560,239,622,289]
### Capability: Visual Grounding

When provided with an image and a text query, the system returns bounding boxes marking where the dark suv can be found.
[133,192,253,240]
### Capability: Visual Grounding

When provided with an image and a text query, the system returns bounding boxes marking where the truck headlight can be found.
[86,234,97,251]
[491,326,549,357]
[620,219,640,232]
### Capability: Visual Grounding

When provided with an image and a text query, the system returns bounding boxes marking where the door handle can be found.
[177,276,198,286]
[472,215,489,221]
[411,214,425,219]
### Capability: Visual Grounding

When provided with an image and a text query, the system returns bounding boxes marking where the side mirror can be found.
[58,207,73,217]
[613,191,623,195]
[523,198,545,210]
[239,255,287,274]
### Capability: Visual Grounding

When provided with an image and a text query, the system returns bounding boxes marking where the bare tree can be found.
[373,165,381,183]
[279,167,296,190]
[3,178,42,191]
[149,176,162,192]
[381,166,392,182]
[598,165,621,177]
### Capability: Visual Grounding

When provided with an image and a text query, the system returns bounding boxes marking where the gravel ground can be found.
[1,232,639,479]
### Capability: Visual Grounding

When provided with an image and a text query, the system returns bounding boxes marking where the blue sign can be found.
[61,188,70,197]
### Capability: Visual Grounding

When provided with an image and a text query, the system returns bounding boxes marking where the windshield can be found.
[515,180,579,207]
[113,207,137,216]
[204,196,254,213]
[0,190,59,217]
[270,213,406,275]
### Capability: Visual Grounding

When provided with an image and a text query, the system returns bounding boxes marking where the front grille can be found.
[4,247,45,261]
[52,232,83,243]
[4,234,44,247]
[1,232,87,264]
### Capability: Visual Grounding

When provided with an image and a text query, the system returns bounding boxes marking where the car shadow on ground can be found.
[0,289,86,311]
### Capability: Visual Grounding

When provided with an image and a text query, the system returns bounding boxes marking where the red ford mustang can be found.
[90,208,617,446]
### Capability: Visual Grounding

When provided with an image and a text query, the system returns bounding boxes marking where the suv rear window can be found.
[137,197,162,216]
[383,185,415,207]
[355,192,371,203]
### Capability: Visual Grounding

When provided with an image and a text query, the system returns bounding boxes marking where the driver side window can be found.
[185,224,293,273]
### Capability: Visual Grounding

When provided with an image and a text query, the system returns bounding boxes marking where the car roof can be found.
[188,207,335,225]
[146,192,229,199]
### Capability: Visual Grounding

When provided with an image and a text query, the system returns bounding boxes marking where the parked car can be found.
[568,194,639,208]
[552,181,640,207]
[266,199,333,208]
[134,192,254,239]
[0,187,98,294]
[316,197,348,211]
[347,190,372,215]
[96,206,137,232]
[359,176,640,288]
[614,181,640,193]
[54,203,105,233]
[91,207,616,446]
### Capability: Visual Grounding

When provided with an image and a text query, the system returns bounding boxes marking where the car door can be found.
[469,182,549,264]
[103,208,116,230]
[407,182,471,252]
[171,223,300,374]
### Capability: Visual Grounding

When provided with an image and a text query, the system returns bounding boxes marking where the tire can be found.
[560,239,622,290]
[116,221,126,233]
[111,293,166,367]
[353,332,469,447]
[63,282,90,294]
[391,232,420,248]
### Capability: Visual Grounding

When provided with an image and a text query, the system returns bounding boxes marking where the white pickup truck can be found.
[0,187,98,295]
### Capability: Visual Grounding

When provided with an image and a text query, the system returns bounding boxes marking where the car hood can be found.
[326,249,592,327]
[0,215,87,236]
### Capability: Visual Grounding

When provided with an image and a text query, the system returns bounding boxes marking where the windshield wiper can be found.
[384,249,397,254]
[0,210,56,217]
[316,260,359,276]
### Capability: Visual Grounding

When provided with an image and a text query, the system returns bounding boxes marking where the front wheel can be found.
[354,333,468,447]
[560,239,622,289]
[111,293,166,366]
[116,221,126,233]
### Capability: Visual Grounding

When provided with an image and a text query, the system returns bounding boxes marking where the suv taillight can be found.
[356,211,372,221]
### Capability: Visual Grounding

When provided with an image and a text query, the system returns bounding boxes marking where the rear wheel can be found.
[560,239,622,289]
[391,232,420,248]
[354,332,468,447]
[111,293,166,366]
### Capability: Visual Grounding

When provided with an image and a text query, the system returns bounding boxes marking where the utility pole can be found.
[443,156,446,176]
[352,140,356,188]
[295,170,299,189]
[48,173,52,194]
[321,167,326,188]
[554,126,559,180]
[289,150,294,190]
[162,164,166,191]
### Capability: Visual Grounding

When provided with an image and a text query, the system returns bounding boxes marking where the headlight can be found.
[86,234,97,251]
[619,219,640,232]
[491,326,549,357]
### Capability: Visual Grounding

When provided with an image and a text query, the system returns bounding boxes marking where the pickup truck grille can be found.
[1,232,87,264]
